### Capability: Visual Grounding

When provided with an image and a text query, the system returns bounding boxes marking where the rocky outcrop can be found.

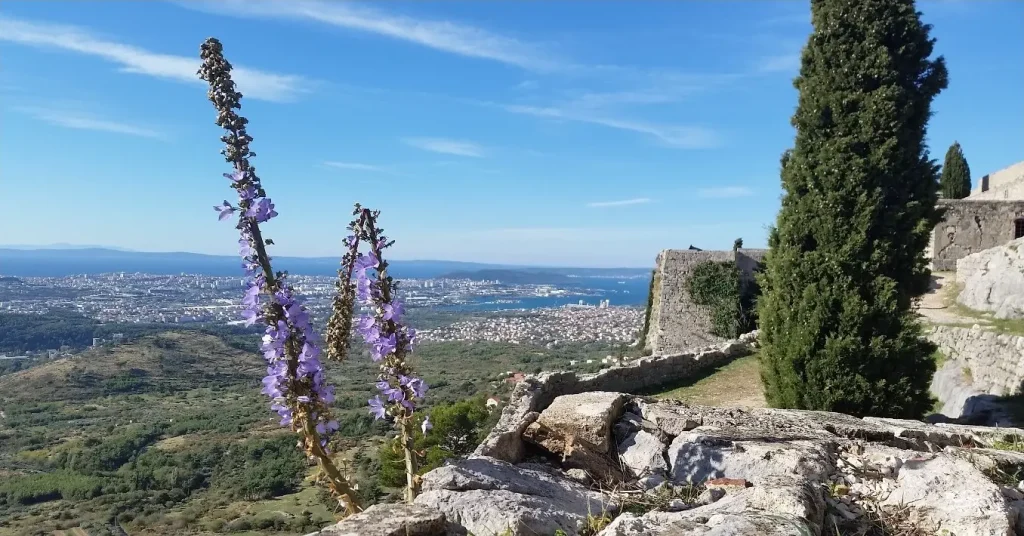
[415,393,1024,535]
[474,333,759,463]
[957,237,1024,319]
[310,503,461,536]
[414,457,619,536]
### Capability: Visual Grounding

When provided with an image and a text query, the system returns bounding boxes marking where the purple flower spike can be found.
[369,396,386,420]
[383,301,404,322]
[215,201,236,220]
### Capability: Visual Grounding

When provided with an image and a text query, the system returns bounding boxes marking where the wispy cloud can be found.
[403,137,485,157]
[15,106,164,139]
[180,0,561,72]
[504,104,721,149]
[587,198,651,208]
[323,161,388,172]
[697,186,754,198]
[0,15,309,102]
[756,53,801,74]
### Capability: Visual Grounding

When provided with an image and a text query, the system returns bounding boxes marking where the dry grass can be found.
[654,353,765,408]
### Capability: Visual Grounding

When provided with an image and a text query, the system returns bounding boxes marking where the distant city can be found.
[0,270,648,351]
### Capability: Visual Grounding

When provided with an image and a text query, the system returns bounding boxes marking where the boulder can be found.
[313,503,455,536]
[666,430,831,487]
[956,237,1024,319]
[523,420,624,482]
[535,392,626,454]
[616,429,669,479]
[415,457,618,536]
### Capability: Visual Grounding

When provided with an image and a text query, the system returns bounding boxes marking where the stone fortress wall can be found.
[929,160,1024,272]
[971,160,1024,201]
[643,248,766,356]
[929,199,1024,271]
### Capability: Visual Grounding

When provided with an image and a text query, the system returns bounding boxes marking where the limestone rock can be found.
[616,429,669,479]
[415,457,617,536]
[597,482,821,535]
[957,237,1024,319]
[868,444,1015,535]
[523,420,624,482]
[314,503,453,536]
[667,431,831,487]
[536,392,626,454]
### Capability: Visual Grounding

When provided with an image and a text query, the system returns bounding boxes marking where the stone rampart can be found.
[644,248,766,355]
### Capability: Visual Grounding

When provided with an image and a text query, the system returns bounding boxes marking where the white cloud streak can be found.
[180,0,561,72]
[757,53,801,74]
[0,15,308,102]
[504,104,721,149]
[402,137,485,157]
[697,186,754,199]
[323,161,387,172]
[586,198,651,208]
[15,106,165,139]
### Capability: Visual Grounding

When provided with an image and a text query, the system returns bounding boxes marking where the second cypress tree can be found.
[757,0,948,418]
[940,141,971,199]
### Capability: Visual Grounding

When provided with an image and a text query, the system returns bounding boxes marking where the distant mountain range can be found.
[0,247,650,279]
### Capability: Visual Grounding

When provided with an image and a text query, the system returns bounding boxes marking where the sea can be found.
[436,277,650,312]
[0,248,652,310]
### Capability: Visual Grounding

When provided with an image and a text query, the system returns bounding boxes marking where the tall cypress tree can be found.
[758,0,948,418]
[940,141,971,199]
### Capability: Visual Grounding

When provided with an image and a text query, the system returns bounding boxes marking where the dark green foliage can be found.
[377,397,497,487]
[940,141,971,199]
[211,434,307,500]
[72,426,163,474]
[686,261,760,339]
[0,471,105,505]
[0,310,262,355]
[733,238,743,251]
[758,0,946,418]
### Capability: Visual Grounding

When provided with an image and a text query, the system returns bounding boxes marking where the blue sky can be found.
[1,1,1021,267]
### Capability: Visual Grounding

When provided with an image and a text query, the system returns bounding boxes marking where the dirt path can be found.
[916,272,991,327]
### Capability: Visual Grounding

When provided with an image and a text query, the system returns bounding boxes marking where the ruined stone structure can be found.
[644,248,765,355]
[972,160,1024,201]
[929,160,1024,272]
[929,199,1024,271]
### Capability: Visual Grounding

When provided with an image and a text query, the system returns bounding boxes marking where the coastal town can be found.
[417,305,644,347]
[0,272,646,350]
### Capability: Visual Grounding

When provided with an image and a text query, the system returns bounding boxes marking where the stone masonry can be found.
[929,199,1024,271]
[644,248,766,355]
[930,325,1024,408]
[972,161,1024,201]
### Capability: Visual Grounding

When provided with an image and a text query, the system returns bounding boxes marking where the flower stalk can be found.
[198,37,359,516]
[331,205,428,503]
